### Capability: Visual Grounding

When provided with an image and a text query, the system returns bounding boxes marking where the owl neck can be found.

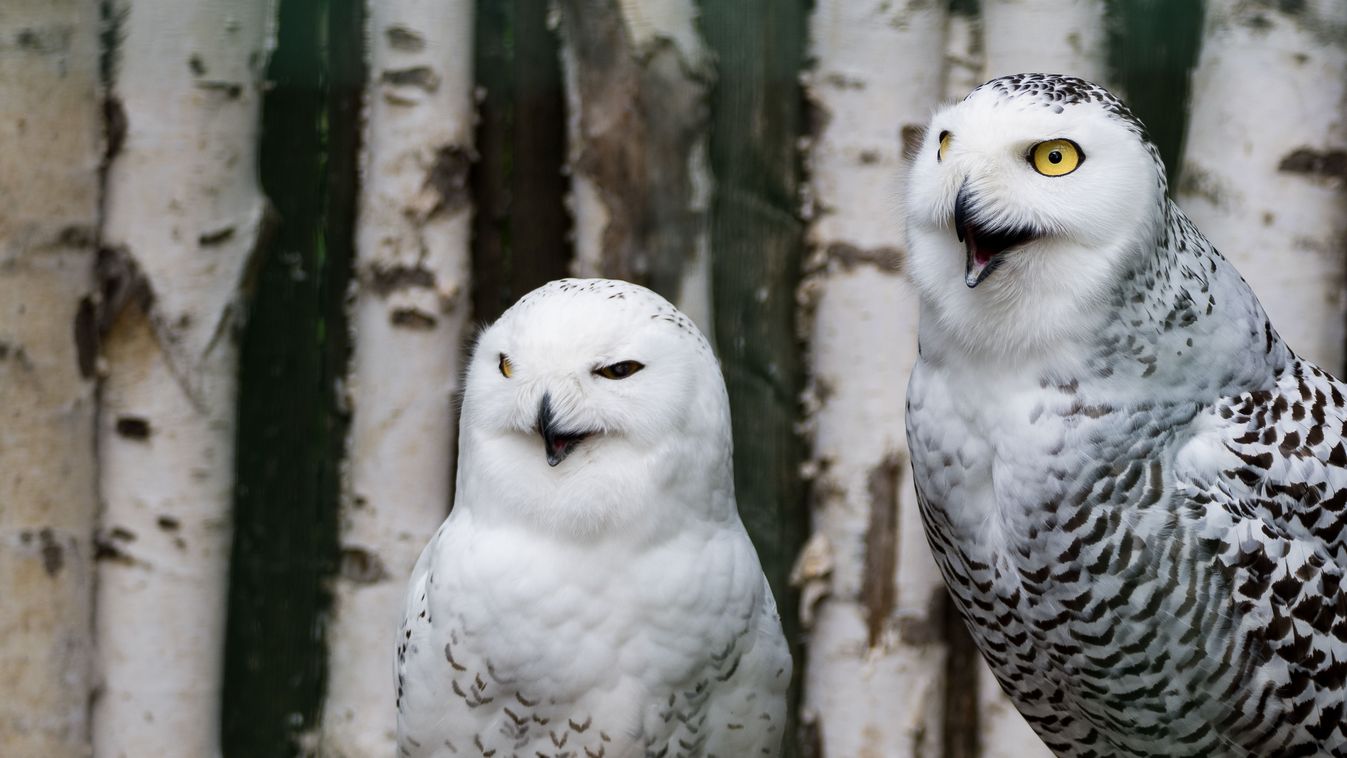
[453,424,738,544]
[1091,200,1291,394]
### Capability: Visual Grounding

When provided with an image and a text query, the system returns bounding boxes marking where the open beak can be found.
[954,183,1038,289]
[536,393,591,467]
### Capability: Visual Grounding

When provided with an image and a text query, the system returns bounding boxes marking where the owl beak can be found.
[954,183,1037,288]
[536,393,590,467]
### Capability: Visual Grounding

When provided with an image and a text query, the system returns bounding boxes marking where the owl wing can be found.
[1171,356,1347,752]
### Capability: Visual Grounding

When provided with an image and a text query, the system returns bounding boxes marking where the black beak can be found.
[954,182,1037,289]
[537,393,589,467]
[954,181,971,244]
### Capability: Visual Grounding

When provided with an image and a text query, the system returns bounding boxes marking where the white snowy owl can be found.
[395,278,791,758]
[906,74,1347,755]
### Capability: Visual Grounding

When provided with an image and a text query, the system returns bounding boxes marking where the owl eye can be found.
[498,353,513,378]
[1030,139,1083,177]
[937,130,952,162]
[594,361,645,380]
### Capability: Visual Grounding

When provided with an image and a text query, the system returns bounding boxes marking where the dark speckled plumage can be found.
[907,75,1347,757]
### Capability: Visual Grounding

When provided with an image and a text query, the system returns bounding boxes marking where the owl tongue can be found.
[958,222,1035,289]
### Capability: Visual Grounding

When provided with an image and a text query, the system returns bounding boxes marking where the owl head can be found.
[457,279,734,534]
[906,74,1168,359]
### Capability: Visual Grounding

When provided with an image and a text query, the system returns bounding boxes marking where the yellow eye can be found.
[1030,139,1083,177]
[594,361,644,380]
[498,353,513,378]
[937,130,951,162]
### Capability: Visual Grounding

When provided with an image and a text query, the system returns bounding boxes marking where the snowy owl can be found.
[905,74,1347,756]
[395,279,791,758]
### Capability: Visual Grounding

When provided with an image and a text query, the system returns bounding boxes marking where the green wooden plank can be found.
[1106,0,1206,189]
[470,0,570,324]
[221,0,362,753]
[700,1,809,753]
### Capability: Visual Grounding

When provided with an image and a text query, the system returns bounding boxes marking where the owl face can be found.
[458,279,729,532]
[906,75,1167,358]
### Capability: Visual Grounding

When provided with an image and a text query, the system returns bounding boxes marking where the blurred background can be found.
[3,0,1344,756]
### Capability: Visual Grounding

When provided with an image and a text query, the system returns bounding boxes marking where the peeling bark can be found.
[1178,0,1347,371]
[318,1,475,754]
[557,0,714,333]
[93,0,272,754]
[860,455,902,648]
[0,3,99,755]
[797,2,950,756]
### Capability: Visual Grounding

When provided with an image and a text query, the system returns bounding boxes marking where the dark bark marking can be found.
[339,546,388,584]
[14,25,73,54]
[860,453,902,648]
[195,81,244,99]
[422,145,472,218]
[103,96,127,168]
[74,295,99,378]
[199,225,236,246]
[1278,147,1347,180]
[382,66,440,92]
[38,528,63,577]
[157,515,181,532]
[95,245,155,334]
[899,123,925,159]
[114,415,151,439]
[897,583,946,646]
[825,243,904,274]
[385,25,425,51]
[390,307,437,330]
[368,263,435,295]
[189,54,206,75]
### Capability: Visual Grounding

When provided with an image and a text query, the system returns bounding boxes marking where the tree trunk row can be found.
[2,1,1345,756]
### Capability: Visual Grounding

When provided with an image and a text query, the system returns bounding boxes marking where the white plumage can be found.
[396,278,790,758]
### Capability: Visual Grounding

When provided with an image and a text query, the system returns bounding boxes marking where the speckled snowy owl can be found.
[395,279,790,758]
[905,74,1347,756]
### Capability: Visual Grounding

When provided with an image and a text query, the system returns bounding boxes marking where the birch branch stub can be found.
[0,3,102,753]
[319,1,475,754]
[1178,0,1347,373]
[94,1,272,755]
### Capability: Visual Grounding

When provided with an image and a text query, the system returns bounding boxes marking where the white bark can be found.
[317,2,475,754]
[93,1,272,755]
[796,3,950,756]
[944,3,985,103]
[559,0,714,335]
[979,0,1107,83]
[1177,0,1347,373]
[0,2,101,754]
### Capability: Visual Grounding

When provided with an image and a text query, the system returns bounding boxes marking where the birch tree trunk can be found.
[319,2,475,754]
[944,0,985,103]
[980,0,1107,82]
[1177,0,1347,373]
[557,0,714,332]
[0,3,101,754]
[93,1,272,754]
[795,3,951,756]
